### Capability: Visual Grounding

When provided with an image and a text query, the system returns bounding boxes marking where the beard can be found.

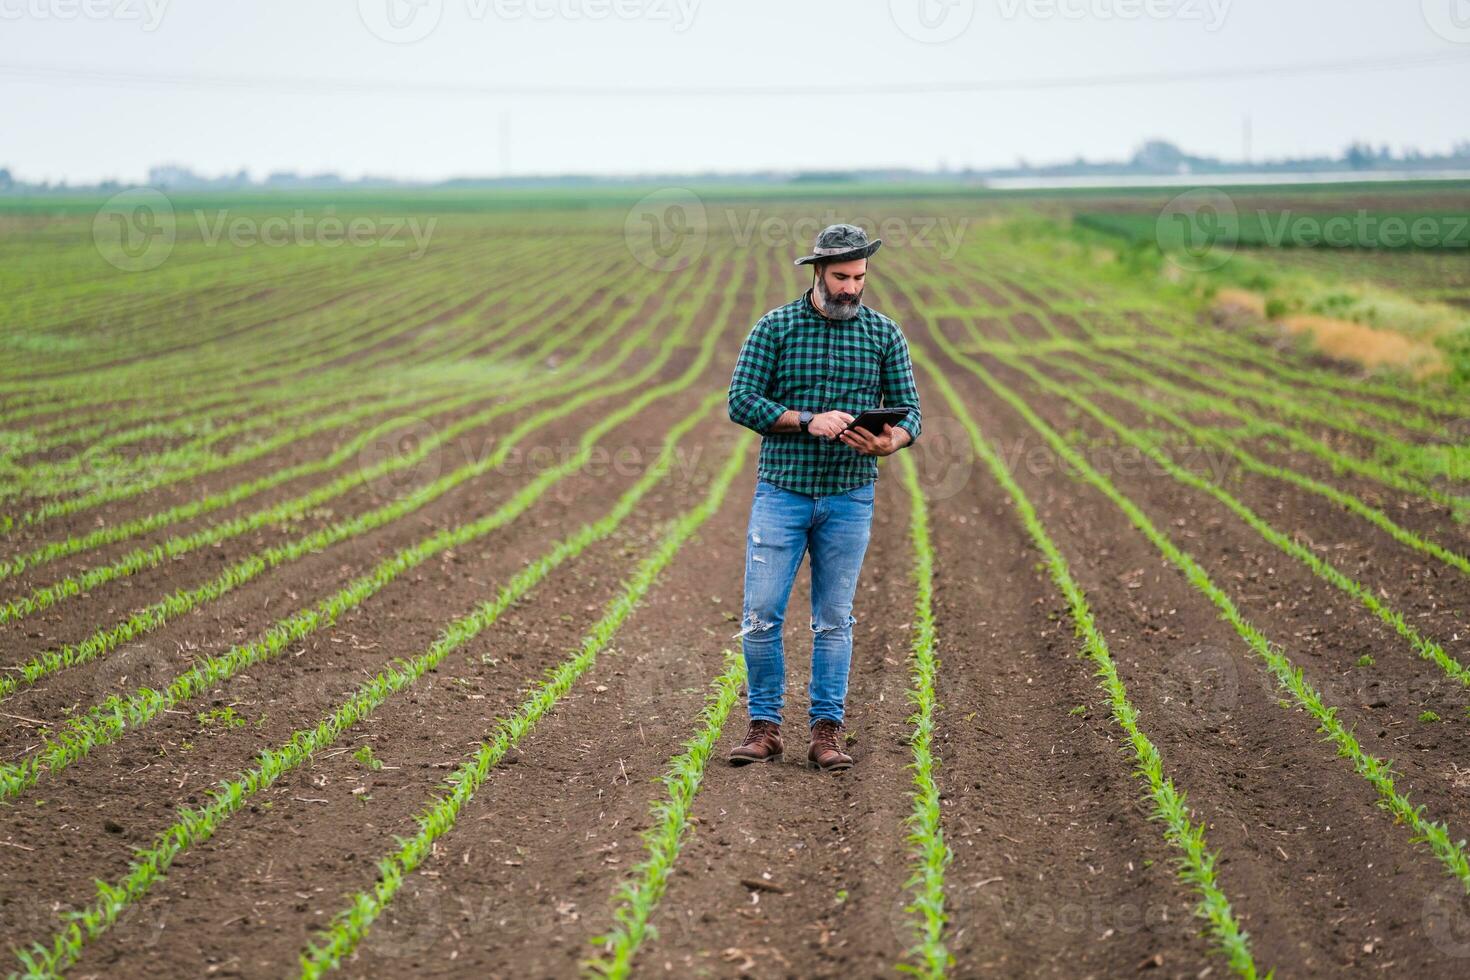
[815,274,863,320]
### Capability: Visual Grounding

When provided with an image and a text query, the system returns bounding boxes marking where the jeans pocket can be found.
[845,483,876,504]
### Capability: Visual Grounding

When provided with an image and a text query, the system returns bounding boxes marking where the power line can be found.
[0,49,1467,99]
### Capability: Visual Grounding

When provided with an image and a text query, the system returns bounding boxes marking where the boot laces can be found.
[812,720,842,752]
[742,720,775,746]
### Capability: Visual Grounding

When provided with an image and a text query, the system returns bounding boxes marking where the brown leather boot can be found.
[807,719,853,771]
[728,720,783,766]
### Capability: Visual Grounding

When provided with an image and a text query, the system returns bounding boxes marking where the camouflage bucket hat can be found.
[793,222,883,266]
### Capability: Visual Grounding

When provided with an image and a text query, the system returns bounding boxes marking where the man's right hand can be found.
[808,411,854,439]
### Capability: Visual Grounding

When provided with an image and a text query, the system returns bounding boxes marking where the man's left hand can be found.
[838,422,909,456]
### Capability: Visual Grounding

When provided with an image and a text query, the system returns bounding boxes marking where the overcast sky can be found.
[3,0,1469,184]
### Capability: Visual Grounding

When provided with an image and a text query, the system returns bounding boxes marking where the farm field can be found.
[1,188,1469,979]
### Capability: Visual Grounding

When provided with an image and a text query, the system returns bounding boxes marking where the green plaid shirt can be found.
[727,287,922,496]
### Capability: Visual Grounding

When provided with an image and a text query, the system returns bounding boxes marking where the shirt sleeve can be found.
[727,316,787,434]
[881,326,922,448]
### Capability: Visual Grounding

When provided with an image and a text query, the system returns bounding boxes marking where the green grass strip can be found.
[920,331,1470,896]
[296,428,753,977]
[582,649,746,978]
[917,346,1262,977]
[894,452,952,979]
[5,396,733,980]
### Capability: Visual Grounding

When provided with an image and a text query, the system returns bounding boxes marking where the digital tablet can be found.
[845,408,909,435]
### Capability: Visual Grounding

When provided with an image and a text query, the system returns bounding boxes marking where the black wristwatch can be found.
[798,410,815,434]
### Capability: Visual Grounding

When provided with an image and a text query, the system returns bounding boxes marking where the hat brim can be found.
[793,239,882,266]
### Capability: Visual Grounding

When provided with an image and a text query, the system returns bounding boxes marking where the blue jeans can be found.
[735,478,874,728]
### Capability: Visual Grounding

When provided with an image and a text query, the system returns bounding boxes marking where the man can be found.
[725,223,922,772]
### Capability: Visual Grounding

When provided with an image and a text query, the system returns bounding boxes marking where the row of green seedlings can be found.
[959,227,1470,420]
[932,235,1470,435]
[1,243,311,347]
[0,244,392,394]
[941,253,1470,582]
[0,252,747,704]
[0,329,732,802]
[892,244,1467,489]
[894,452,952,978]
[1103,344,1464,483]
[1041,353,1470,584]
[951,296,1453,444]
[0,242,571,486]
[917,322,1470,899]
[0,241,688,536]
[583,650,747,978]
[993,352,1470,711]
[0,221,429,377]
[1069,346,1469,519]
[4,231,543,404]
[914,244,1470,705]
[0,240,496,423]
[296,432,751,976]
[917,348,1263,978]
[0,236,579,487]
[0,244,641,522]
[7,407,746,979]
[0,244,712,584]
[906,251,1470,522]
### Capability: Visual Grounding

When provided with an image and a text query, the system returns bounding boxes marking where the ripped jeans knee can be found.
[734,609,782,640]
[811,611,856,636]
